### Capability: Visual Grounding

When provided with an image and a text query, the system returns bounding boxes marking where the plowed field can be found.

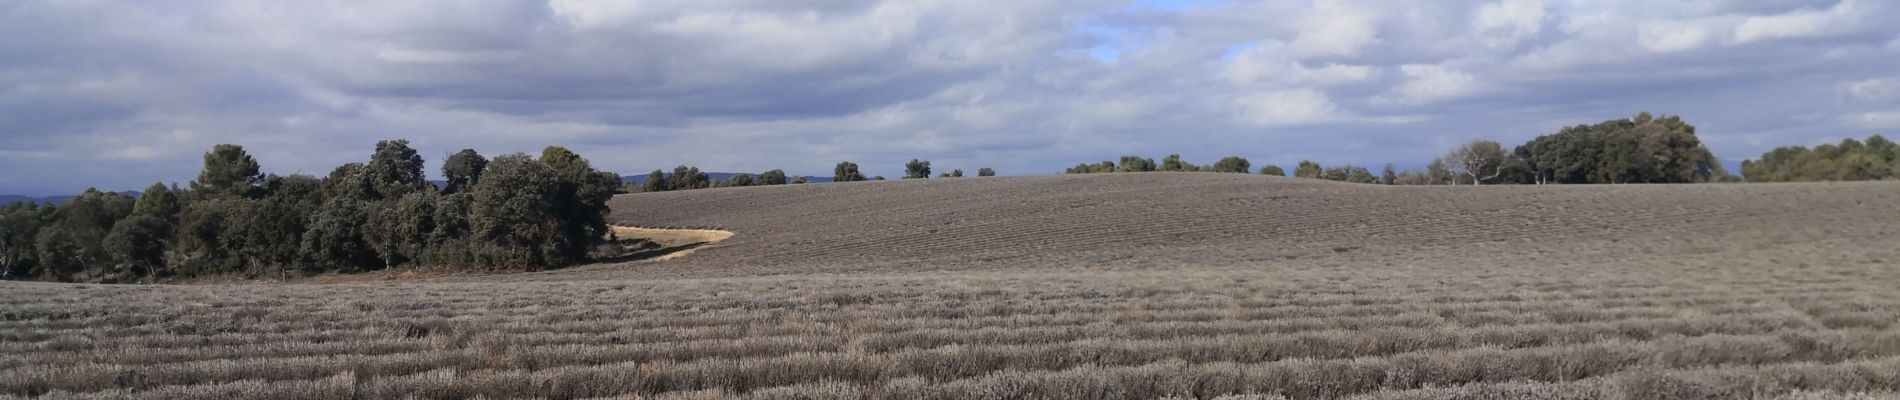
[5,173,1899,399]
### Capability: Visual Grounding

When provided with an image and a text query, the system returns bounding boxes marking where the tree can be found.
[1381,164,1398,185]
[1514,112,1719,184]
[1067,161,1117,174]
[441,149,488,194]
[1346,167,1378,184]
[758,169,789,185]
[468,154,566,269]
[642,169,668,192]
[132,183,182,224]
[872,176,886,181]
[542,147,620,264]
[791,176,809,184]
[365,139,430,200]
[300,198,375,272]
[904,159,932,179]
[833,162,867,182]
[1447,139,1508,185]
[1117,156,1157,172]
[103,215,170,281]
[0,202,51,278]
[1160,154,1193,172]
[239,175,321,278]
[1211,156,1251,173]
[1426,159,1453,185]
[33,227,87,281]
[977,168,996,177]
[727,173,755,187]
[1293,161,1322,179]
[949,169,965,177]
[1743,134,1898,182]
[190,144,263,199]
[670,165,709,190]
[1259,165,1286,176]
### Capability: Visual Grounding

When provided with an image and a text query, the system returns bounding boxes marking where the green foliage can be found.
[1742,134,1898,182]
[727,173,755,187]
[1117,156,1157,172]
[441,149,487,194]
[468,154,572,269]
[949,169,965,177]
[0,202,52,278]
[1447,139,1509,185]
[1259,165,1285,176]
[190,144,262,199]
[977,168,996,177]
[1210,156,1251,173]
[792,176,809,184]
[1294,161,1322,179]
[102,215,169,281]
[669,165,710,190]
[904,159,932,179]
[367,139,430,199]
[1513,112,1720,184]
[239,175,321,276]
[1066,160,1116,174]
[641,170,668,192]
[1160,154,1194,172]
[132,183,182,224]
[833,162,866,182]
[758,169,789,185]
[300,198,374,272]
[541,147,620,264]
[1381,164,1397,185]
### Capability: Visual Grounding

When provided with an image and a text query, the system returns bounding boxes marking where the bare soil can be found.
[4,173,1899,399]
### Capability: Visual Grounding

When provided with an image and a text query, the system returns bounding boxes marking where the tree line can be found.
[1741,134,1898,182]
[0,141,620,282]
[1069,112,1752,185]
[631,160,996,193]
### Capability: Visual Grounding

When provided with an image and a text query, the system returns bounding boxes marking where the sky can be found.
[3,0,1899,195]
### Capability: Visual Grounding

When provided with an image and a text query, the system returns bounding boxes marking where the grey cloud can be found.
[2,0,1897,195]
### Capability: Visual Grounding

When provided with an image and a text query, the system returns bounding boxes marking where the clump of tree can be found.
[1741,135,1898,182]
[1510,112,1726,184]
[833,162,866,182]
[0,141,623,283]
[1067,154,1253,174]
[1259,165,1285,176]
[977,168,996,177]
[904,159,932,179]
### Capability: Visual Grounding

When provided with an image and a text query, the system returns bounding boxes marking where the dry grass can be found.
[3,173,1899,399]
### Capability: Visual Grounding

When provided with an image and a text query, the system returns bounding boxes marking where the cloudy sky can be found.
[4,0,1898,195]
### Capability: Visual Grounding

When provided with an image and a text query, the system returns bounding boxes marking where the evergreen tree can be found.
[366,139,430,199]
[1211,156,1251,173]
[727,174,756,187]
[441,149,488,194]
[1117,156,1157,172]
[642,169,668,192]
[1259,165,1286,176]
[1381,164,1398,185]
[1160,154,1193,172]
[190,144,263,199]
[758,169,788,185]
[300,198,374,272]
[469,154,565,269]
[1294,161,1322,178]
[102,215,169,281]
[833,162,867,182]
[904,159,932,179]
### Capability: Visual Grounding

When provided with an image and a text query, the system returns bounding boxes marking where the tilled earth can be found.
[4,173,1899,399]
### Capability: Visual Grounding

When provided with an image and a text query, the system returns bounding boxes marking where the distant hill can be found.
[1,191,139,206]
[621,172,832,184]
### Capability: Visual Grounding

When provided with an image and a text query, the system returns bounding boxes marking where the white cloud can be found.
[1639,22,1712,53]
[1841,78,1900,101]
[1733,0,1868,44]
[1222,42,1378,86]
[1472,0,1544,49]
[1846,111,1900,128]
[1287,0,1381,59]
[1232,89,1341,127]
[1380,64,1479,104]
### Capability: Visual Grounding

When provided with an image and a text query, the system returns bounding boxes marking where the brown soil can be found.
[5,173,1900,399]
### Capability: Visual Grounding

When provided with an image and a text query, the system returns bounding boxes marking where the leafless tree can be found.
[1446,139,1507,185]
